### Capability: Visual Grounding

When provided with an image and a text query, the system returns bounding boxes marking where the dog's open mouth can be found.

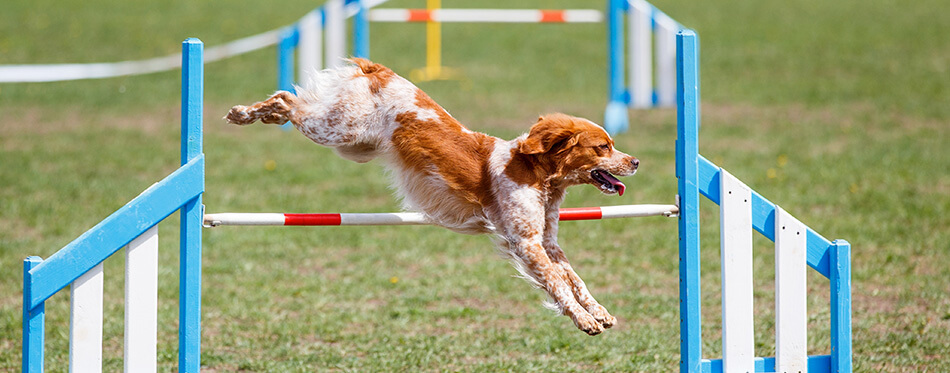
[591,169,626,196]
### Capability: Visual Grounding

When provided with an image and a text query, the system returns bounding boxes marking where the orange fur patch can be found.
[350,58,396,94]
[390,89,497,207]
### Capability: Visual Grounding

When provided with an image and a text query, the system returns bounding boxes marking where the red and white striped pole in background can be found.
[368,6,603,82]
[203,204,678,227]
[368,9,604,24]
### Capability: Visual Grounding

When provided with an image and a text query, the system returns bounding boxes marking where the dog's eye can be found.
[598,144,611,152]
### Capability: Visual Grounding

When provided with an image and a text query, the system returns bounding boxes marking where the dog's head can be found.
[514,113,639,196]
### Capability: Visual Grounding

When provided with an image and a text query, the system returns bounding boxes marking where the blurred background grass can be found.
[1,0,948,371]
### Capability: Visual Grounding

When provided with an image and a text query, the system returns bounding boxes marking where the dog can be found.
[225,59,639,335]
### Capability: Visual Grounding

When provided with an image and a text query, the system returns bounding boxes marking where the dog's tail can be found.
[225,91,299,126]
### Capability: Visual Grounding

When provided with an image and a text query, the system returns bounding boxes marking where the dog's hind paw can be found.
[225,105,255,125]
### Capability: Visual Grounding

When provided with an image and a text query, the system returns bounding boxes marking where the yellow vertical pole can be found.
[425,0,442,79]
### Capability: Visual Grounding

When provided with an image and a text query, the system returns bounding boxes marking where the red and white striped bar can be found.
[369,9,603,23]
[203,204,678,227]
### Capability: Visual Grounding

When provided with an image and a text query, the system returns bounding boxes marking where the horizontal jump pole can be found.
[369,9,604,23]
[203,204,678,227]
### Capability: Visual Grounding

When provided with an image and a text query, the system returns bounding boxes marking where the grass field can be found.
[2,0,948,371]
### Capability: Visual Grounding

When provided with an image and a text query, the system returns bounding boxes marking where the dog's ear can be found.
[519,115,579,155]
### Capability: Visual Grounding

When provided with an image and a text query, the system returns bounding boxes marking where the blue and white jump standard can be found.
[675,30,852,373]
[21,39,205,373]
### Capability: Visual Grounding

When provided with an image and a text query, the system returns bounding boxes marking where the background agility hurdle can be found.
[280,0,614,87]
[367,1,604,82]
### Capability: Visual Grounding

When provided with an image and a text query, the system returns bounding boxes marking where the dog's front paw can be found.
[571,311,605,336]
[225,105,254,125]
[589,304,617,329]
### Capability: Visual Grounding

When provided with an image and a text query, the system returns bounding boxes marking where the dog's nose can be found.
[631,158,640,169]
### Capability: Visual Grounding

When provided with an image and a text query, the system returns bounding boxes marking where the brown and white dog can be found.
[226,59,639,335]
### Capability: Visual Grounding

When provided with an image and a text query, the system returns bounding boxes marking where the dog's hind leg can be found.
[226,91,300,126]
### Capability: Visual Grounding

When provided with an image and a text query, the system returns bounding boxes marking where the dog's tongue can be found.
[603,173,626,197]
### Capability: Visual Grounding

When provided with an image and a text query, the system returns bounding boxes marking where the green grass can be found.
[1,0,948,371]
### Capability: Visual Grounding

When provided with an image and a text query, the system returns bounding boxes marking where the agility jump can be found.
[21,28,851,373]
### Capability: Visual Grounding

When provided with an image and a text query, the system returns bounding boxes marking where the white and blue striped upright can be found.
[21,38,205,373]
[674,29,852,373]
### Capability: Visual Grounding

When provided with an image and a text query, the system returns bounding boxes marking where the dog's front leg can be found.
[507,237,606,336]
[541,239,617,330]
[493,191,603,335]
[542,194,616,329]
